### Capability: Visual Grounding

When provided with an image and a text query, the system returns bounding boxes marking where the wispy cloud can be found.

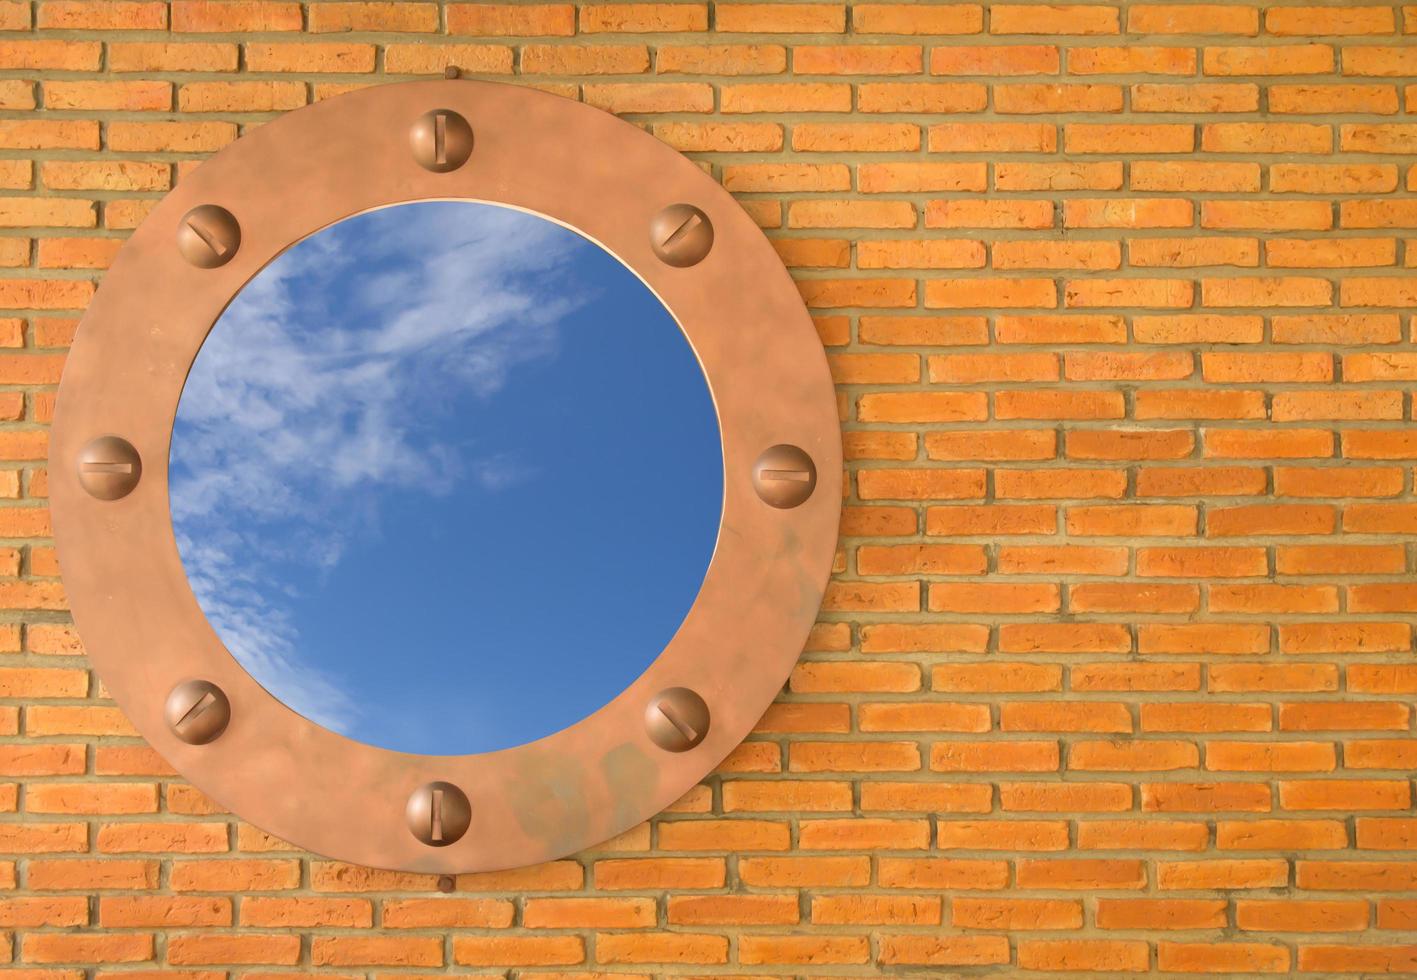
[170,202,592,740]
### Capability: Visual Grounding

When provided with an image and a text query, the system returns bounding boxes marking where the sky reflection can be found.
[169,201,724,755]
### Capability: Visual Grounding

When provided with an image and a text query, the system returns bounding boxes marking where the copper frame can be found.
[49,80,841,873]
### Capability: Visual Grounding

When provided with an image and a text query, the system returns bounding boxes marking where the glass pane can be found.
[169,201,723,756]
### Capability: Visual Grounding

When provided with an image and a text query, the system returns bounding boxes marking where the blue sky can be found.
[169,201,724,756]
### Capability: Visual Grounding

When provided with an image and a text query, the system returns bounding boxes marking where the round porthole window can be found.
[50,80,840,872]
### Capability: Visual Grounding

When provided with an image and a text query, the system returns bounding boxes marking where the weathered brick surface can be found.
[4,0,1417,972]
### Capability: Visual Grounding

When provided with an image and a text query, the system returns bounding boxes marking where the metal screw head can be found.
[164,680,231,745]
[443,65,460,80]
[650,204,713,268]
[77,435,142,501]
[752,444,817,509]
[406,781,472,847]
[176,204,241,269]
[410,109,474,174]
[645,687,710,752]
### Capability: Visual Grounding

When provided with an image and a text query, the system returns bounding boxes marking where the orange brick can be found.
[931,43,1058,75]
[44,80,171,111]
[1133,81,1259,112]
[28,858,158,889]
[177,80,306,112]
[0,39,102,69]
[1075,46,1196,75]
[1066,277,1193,307]
[23,932,154,964]
[1300,945,1417,972]
[788,200,914,229]
[245,897,373,927]
[1157,942,1289,974]
[382,42,514,75]
[927,277,1056,308]
[667,893,796,925]
[1158,858,1288,890]
[0,120,98,150]
[1219,819,1347,851]
[716,2,843,32]
[599,932,728,964]
[1281,780,1411,811]
[995,82,1121,114]
[445,3,573,35]
[170,1,302,31]
[1209,662,1338,693]
[991,4,1117,34]
[790,741,920,773]
[307,1,433,31]
[453,935,585,967]
[312,935,441,966]
[1238,899,1368,932]
[1098,897,1228,930]
[171,859,300,892]
[859,160,986,191]
[929,121,1056,152]
[1202,122,1332,154]
[1345,46,1417,76]
[995,161,1122,190]
[1001,702,1131,734]
[594,857,723,890]
[1274,163,1398,193]
[1071,583,1201,614]
[722,82,849,113]
[879,934,1010,965]
[107,121,236,153]
[37,0,166,28]
[1000,622,1130,653]
[1205,43,1333,75]
[741,855,869,887]
[953,897,1081,930]
[813,894,940,924]
[794,44,920,75]
[246,41,374,72]
[794,122,918,152]
[109,41,237,71]
[1274,83,1398,114]
[1081,820,1209,853]
[1071,657,1195,696]
[855,3,982,34]
[1066,123,1194,153]
[656,43,785,74]
[1203,200,1332,231]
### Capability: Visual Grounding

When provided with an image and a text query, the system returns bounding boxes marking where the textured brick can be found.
[2,7,1415,976]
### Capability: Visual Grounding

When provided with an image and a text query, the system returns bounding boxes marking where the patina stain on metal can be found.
[49,79,842,873]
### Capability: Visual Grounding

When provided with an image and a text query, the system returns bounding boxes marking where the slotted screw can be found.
[752,445,817,509]
[176,205,241,269]
[650,204,713,268]
[410,109,474,174]
[77,436,142,501]
[645,688,710,752]
[406,781,472,847]
[165,680,231,745]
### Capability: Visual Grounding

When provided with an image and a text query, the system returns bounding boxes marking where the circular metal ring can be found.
[50,80,841,874]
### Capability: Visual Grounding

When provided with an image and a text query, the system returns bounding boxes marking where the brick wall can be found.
[3,0,1417,973]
